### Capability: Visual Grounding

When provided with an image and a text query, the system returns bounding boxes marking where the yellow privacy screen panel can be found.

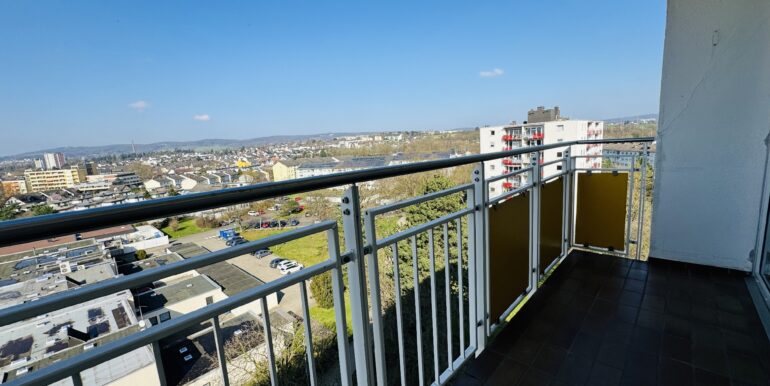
[540,177,563,273]
[575,172,628,251]
[488,192,529,322]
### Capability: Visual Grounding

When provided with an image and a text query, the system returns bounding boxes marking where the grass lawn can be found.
[309,292,353,336]
[161,218,211,239]
[241,228,329,267]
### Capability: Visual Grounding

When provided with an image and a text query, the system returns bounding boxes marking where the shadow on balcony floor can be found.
[451,251,770,386]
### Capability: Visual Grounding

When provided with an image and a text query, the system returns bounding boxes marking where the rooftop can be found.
[135,275,220,313]
[196,261,264,297]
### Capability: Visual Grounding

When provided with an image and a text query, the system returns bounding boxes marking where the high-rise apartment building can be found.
[42,152,66,170]
[24,166,85,192]
[479,107,603,196]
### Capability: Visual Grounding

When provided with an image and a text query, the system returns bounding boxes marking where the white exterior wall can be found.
[650,0,770,271]
[479,126,507,196]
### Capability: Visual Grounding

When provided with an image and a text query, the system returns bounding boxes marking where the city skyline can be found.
[0,0,665,155]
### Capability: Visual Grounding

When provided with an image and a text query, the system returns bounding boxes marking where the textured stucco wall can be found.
[651,0,770,270]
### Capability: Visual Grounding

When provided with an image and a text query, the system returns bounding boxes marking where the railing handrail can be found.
[0,137,653,247]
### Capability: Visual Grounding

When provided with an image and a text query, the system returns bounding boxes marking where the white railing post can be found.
[340,185,375,385]
[636,143,649,260]
[531,152,541,284]
[471,163,487,354]
[562,148,571,258]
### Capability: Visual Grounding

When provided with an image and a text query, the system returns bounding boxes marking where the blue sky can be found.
[0,1,666,156]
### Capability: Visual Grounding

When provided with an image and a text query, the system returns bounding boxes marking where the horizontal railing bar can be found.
[572,153,643,159]
[539,159,563,168]
[3,257,339,386]
[0,138,653,247]
[367,183,473,216]
[573,168,634,172]
[485,167,533,184]
[0,221,337,326]
[487,184,533,205]
[541,172,567,184]
[374,208,473,249]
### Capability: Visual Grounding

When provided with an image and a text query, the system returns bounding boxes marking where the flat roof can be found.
[118,253,184,276]
[167,243,209,259]
[196,262,264,297]
[0,291,154,384]
[135,275,220,313]
[0,241,108,282]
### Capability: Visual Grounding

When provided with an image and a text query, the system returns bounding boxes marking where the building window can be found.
[159,312,171,323]
[556,152,562,157]
[490,143,494,148]
[490,130,495,136]
[557,165,563,171]
[206,296,214,305]
[149,316,158,326]
[490,164,495,170]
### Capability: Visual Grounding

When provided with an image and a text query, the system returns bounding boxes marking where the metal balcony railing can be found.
[0,137,653,386]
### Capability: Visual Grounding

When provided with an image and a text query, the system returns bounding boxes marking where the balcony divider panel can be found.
[575,172,628,250]
[488,192,530,322]
[539,177,564,274]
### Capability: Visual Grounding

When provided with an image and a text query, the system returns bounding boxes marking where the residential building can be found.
[24,167,86,192]
[272,159,300,181]
[0,179,28,197]
[603,142,657,169]
[479,107,603,196]
[42,152,66,170]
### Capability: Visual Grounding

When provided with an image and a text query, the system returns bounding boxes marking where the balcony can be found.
[502,135,514,141]
[532,133,544,140]
[0,137,768,386]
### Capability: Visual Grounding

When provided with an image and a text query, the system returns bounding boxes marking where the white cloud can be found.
[129,100,150,111]
[479,68,504,78]
[193,114,211,121]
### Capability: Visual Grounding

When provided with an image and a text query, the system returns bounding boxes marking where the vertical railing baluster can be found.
[299,280,318,386]
[212,315,230,386]
[429,229,440,383]
[71,373,84,386]
[328,226,353,386]
[261,299,277,386]
[363,210,388,386]
[412,235,425,386]
[456,218,465,356]
[625,154,637,256]
[341,185,375,385]
[443,223,453,369]
[151,340,168,386]
[391,243,407,384]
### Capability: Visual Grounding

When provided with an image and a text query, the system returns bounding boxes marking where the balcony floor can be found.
[452,251,770,386]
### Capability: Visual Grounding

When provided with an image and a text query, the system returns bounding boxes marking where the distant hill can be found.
[1,133,357,160]
[604,114,658,124]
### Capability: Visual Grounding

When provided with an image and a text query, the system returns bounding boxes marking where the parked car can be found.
[279,220,288,227]
[248,210,258,216]
[261,221,272,228]
[269,258,286,268]
[289,219,300,226]
[269,220,279,228]
[279,261,303,275]
[226,237,246,246]
[252,249,271,258]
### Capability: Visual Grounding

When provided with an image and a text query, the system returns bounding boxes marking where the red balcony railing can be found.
[502,135,513,141]
[502,159,513,166]
[502,181,514,189]
[532,133,544,140]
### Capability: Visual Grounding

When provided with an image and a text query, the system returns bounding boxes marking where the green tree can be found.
[143,190,152,199]
[167,187,179,196]
[0,203,19,221]
[309,271,334,308]
[31,205,57,216]
[135,250,148,260]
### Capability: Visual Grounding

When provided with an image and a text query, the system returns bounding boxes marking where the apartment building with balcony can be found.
[23,167,86,193]
[480,107,603,195]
